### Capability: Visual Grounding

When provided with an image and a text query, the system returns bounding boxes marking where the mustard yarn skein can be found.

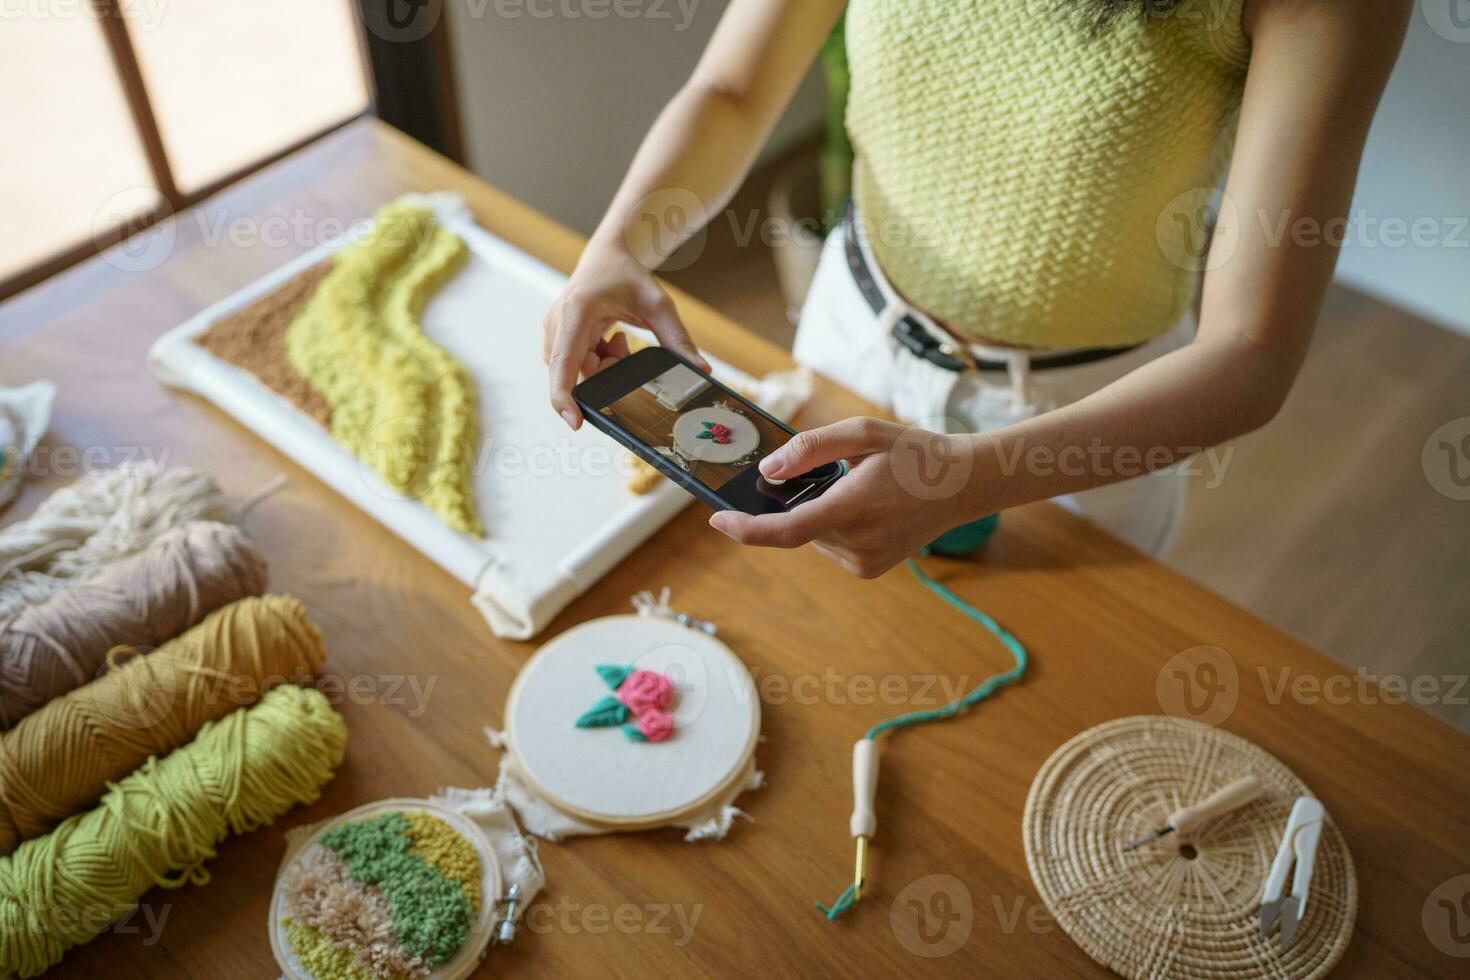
[0,683,347,978]
[0,593,325,855]
[0,521,269,729]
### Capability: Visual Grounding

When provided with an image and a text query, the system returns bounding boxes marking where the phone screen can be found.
[594,360,833,511]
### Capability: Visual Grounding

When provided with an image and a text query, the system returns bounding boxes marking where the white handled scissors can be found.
[1259,796,1325,950]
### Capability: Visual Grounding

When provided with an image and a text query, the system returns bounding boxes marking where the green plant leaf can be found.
[622,723,647,742]
[595,664,633,690]
[575,696,628,728]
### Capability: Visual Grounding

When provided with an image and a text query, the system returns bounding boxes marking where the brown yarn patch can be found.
[282,844,428,979]
[197,261,335,427]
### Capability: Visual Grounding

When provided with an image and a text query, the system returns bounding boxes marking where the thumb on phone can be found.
[758,418,891,481]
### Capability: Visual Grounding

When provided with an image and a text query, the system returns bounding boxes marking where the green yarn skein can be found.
[0,684,347,978]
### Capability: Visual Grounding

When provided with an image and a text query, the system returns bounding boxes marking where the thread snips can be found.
[1259,796,1325,950]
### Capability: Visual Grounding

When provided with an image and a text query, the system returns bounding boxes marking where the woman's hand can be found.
[543,243,710,429]
[708,418,985,578]
[537,0,845,429]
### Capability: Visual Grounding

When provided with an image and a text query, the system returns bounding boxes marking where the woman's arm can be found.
[712,0,1412,577]
[544,0,846,427]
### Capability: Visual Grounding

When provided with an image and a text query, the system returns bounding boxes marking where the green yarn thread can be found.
[816,518,1027,921]
[0,684,346,977]
[319,812,473,967]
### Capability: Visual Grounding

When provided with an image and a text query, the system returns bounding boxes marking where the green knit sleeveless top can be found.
[846,0,1250,348]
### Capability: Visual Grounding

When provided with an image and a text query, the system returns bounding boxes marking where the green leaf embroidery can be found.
[622,723,647,742]
[575,695,628,728]
[595,664,633,690]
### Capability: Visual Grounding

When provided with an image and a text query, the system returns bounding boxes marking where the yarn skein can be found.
[0,521,269,729]
[0,683,347,978]
[0,593,325,855]
[0,462,234,620]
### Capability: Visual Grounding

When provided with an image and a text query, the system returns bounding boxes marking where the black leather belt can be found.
[841,204,1141,373]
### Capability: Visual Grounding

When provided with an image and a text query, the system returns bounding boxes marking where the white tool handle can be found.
[1263,796,1323,903]
[1290,801,1325,912]
[1262,828,1294,903]
[850,739,879,839]
[1170,774,1264,837]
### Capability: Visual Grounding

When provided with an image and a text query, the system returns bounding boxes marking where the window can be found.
[0,0,371,297]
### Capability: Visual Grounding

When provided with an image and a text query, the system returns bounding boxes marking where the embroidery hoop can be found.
[671,406,760,465]
[504,615,761,830]
[269,798,503,980]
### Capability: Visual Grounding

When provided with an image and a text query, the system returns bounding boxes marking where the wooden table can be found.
[2,118,1465,978]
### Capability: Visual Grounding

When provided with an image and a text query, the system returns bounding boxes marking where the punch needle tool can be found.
[816,547,1027,920]
[1122,774,1264,852]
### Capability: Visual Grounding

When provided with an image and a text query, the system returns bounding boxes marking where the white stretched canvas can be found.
[149,194,807,639]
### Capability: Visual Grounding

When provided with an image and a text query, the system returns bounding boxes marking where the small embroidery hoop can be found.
[671,406,760,464]
[269,798,503,980]
[504,614,761,830]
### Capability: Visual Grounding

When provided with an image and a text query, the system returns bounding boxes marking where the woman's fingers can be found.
[708,501,827,550]
[642,291,710,373]
[597,330,631,361]
[592,331,632,372]
[759,417,892,480]
[544,300,605,429]
[547,290,703,432]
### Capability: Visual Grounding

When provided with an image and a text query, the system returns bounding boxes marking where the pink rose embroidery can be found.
[632,709,674,742]
[697,421,733,445]
[575,664,677,743]
[616,668,675,715]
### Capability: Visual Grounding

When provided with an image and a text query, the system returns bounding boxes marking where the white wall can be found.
[1334,8,1470,335]
[444,0,824,236]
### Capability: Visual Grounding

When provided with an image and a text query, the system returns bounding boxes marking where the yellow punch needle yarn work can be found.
[286,200,483,536]
[405,809,483,914]
[283,918,385,980]
[0,684,347,978]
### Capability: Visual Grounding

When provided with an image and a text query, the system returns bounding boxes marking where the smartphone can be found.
[573,347,842,514]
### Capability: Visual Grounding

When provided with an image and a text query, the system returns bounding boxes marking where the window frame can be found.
[1,0,398,301]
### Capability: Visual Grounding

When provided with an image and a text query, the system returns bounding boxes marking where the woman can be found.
[543,0,1409,577]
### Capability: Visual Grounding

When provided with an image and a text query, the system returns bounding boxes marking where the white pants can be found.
[793,222,1193,557]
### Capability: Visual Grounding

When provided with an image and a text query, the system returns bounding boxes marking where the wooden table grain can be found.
[1,119,1466,978]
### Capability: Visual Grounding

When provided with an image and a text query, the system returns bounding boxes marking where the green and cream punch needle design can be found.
[281,809,484,979]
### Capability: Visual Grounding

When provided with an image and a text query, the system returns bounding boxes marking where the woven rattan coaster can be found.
[1023,716,1355,979]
